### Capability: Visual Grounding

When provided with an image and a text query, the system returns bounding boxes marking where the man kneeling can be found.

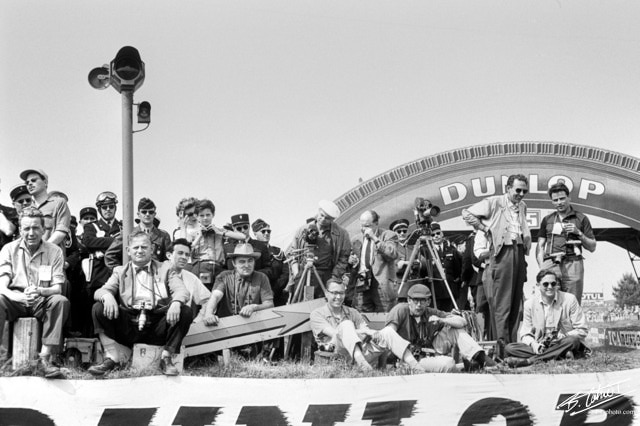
[89,231,192,376]
[310,278,424,371]
[385,284,489,372]
[504,269,588,368]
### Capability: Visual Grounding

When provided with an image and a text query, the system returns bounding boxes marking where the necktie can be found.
[364,238,372,269]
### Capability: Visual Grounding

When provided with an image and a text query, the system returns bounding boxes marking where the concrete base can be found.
[131,343,184,373]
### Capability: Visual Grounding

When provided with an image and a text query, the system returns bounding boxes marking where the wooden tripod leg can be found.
[425,238,459,311]
[397,242,422,298]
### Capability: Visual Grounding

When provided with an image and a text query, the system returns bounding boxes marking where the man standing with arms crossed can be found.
[462,174,531,343]
[536,183,596,304]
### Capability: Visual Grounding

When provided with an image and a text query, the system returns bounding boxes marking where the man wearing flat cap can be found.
[385,284,490,372]
[223,213,272,280]
[10,184,33,216]
[253,218,289,306]
[286,200,351,298]
[203,243,274,324]
[20,169,71,251]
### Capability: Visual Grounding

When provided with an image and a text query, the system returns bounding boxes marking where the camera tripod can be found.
[397,231,459,312]
[288,250,327,304]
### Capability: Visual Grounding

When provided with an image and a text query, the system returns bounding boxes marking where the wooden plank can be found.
[183,298,325,358]
[12,318,41,370]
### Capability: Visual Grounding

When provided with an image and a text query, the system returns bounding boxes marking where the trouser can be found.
[360,275,384,313]
[541,258,584,304]
[92,302,193,354]
[416,326,483,372]
[0,293,69,351]
[475,283,493,340]
[485,244,526,343]
[505,335,586,361]
[332,320,410,365]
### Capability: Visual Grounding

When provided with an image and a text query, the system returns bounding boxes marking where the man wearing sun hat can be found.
[223,213,272,279]
[203,243,274,324]
[20,169,71,251]
[286,200,351,298]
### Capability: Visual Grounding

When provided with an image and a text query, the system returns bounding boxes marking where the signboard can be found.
[1,370,639,425]
[604,328,640,349]
[182,298,325,357]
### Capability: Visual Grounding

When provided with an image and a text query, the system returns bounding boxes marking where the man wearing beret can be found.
[253,218,289,306]
[104,197,172,269]
[385,284,489,372]
[20,169,71,252]
[347,210,399,312]
[287,200,351,298]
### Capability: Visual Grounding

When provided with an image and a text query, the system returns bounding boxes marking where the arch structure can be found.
[334,142,640,254]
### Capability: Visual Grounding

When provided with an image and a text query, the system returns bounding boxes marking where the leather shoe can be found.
[565,350,574,360]
[504,356,532,368]
[160,356,179,376]
[88,358,117,376]
[37,356,64,379]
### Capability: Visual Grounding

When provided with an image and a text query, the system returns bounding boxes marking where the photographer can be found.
[504,269,589,368]
[536,183,596,304]
[89,231,192,377]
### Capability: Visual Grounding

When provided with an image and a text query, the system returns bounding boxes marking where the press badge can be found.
[552,222,564,236]
[39,265,52,283]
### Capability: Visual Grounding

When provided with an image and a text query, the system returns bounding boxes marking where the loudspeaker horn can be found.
[88,66,110,90]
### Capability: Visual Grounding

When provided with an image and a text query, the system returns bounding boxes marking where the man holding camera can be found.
[504,269,588,367]
[461,174,532,344]
[287,200,351,298]
[89,231,192,376]
[536,183,596,304]
[385,284,489,372]
[347,210,399,312]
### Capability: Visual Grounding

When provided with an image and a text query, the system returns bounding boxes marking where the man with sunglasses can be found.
[462,174,532,344]
[504,269,588,367]
[536,182,596,304]
[19,169,71,252]
[253,218,289,306]
[425,222,462,313]
[390,218,423,300]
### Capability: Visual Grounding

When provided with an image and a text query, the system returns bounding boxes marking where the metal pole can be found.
[122,90,134,264]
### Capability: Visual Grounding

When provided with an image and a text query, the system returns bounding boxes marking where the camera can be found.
[414,197,441,227]
[132,300,153,331]
[305,222,319,244]
[544,252,565,265]
[541,329,559,350]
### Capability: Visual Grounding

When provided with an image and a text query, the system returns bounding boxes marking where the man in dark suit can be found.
[88,230,192,376]
[427,222,462,313]
[347,210,399,313]
[252,218,288,306]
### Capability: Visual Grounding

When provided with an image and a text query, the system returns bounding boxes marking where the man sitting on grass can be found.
[88,231,192,377]
[310,278,425,372]
[504,269,589,368]
[385,284,491,372]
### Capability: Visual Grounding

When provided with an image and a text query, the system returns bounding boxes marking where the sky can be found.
[2,0,640,299]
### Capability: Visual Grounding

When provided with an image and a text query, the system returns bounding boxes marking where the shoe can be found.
[88,358,117,376]
[565,350,574,360]
[159,356,179,376]
[504,356,532,368]
[36,356,65,379]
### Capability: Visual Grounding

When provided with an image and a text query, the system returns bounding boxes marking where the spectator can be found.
[504,269,589,367]
[89,231,192,376]
[426,222,462,312]
[172,197,200,242]
[166,238,210,322]
[223,213,272,279]
[0,208,69,378]
[0,180,18,250]
[252,218,289,306]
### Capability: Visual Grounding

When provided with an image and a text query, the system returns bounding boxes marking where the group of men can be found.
[0,168,596,377]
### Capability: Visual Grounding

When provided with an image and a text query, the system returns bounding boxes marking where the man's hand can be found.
[531,341,543,354]
[23,286,40,307]
[348,253,359,266]
[428,315,442,324]
[101,294,119,320]
[166,301,182,326]
[239,304,257,317]
[204,313,219,326]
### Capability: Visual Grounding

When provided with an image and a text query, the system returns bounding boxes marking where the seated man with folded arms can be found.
[504,269,588,368]
[166,238,210,323]
[385,284,490,372]
[310,278,425,372]
[0,208,69,378]
[88,230,193,376]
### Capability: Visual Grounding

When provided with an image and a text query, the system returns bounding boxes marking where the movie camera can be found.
[406,198,441,244]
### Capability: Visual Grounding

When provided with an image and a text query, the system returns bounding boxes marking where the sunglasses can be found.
[15,198,32,205]
[514,188,528,195]
[101,204,116,210]
[396,229,408,234]
[235,224,249,231]
[260,229,272,234]
[541,281,558,288]
[432,231,443,235]
[184,211,196,217]
[139,209,156,215]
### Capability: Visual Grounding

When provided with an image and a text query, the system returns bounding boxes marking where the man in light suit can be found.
[504,269,588,367]
[88,230,192,376]
[347,210,399,312]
